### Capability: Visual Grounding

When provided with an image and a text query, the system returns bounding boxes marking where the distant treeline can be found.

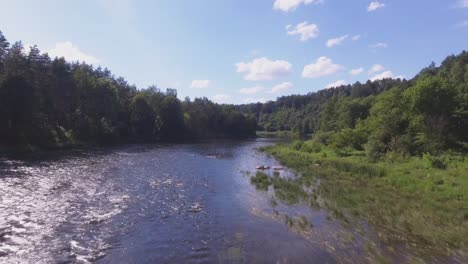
[0,31,256,149]
[237,51,468,158]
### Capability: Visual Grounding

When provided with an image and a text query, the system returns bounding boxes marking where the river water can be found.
[0,139,464,263]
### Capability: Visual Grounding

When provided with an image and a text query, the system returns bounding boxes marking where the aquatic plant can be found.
[260,143,468,254]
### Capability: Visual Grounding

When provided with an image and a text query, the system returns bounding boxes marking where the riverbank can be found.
[260,141,468,256]
[0,134,259,155]
[256,131,299,139]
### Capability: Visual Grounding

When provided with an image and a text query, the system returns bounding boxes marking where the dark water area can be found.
[0,139,464,263]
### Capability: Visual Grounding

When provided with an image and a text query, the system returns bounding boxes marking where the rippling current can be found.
[0,139,465,263]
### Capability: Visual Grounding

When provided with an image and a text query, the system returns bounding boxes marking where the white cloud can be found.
[302,56,343,79]
[236,57,292,81]
[239,86,265,95]
[326,34,349,47]
[269,82,293,94]
[352,35,361,41]
[48,42,100,64]
[367,1,385,12]
[273,0,323,12]
[368,64,385,74]
[369,42,388,48]
[287,22,319,42]
[370,70,397,81]
[349,67,364,75]
[326,80,348,89]
[212,94,231,104]
[455,0,468,8]
[190,80,211,89]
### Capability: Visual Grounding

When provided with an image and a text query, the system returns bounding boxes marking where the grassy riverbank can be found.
[259,141,468,254]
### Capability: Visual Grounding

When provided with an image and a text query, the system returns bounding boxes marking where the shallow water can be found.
[0,139,465,263]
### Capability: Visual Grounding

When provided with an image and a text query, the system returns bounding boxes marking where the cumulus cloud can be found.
[302,56,343,79]
[269,82,293,94]
[352,35,361,41]
[349,67,364,75]
[287,22,319,42]
[239,86,265,95]
[369,42,388,49]
[48,42,100,64]
[236,57,293,81]
[326,34,349,47]
[370,71,405,81]
[368,64,385,74]
[367,1,385,12]
[273,0,323,12]
[190,80,211,89]
[370,70,394,81]
[326,80,348,89]
[212,94,231,104]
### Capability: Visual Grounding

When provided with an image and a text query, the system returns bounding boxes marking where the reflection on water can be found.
[0,139,465,263]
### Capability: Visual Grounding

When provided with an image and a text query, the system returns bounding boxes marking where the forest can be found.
[238,51,468,158]
[0,31,256,150]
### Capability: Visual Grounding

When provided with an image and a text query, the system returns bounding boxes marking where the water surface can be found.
[0,139,464,263]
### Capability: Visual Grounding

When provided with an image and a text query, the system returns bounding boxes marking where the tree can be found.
[0,30,9,75]
[159,96,185,140]
[0,75,35,144]
[130,95,156,140]
[405,76,457,151]
[365,88,412,159]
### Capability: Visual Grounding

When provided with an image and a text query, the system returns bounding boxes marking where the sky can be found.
[0,0,467,104]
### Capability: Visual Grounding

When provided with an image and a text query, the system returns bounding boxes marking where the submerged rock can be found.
[273,166,284,170]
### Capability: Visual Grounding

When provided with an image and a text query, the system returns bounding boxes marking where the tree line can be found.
[0,31,256,149]
[238,51,468,158]
[236,78,415,135]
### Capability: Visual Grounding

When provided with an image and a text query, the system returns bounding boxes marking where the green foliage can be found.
[262,143,468,252]
[251,50,468,256]
[300,140,322,153]
[250,172,271,191]
[237,78,405,134]
[405,76,459,151]
[291,140,303,150]
[0,31,255,149]
[422,153,447,169]
[239,51,468,160]
[331,127,368,151]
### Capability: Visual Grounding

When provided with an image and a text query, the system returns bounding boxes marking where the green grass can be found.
[260,141,468,253]
[250,171,271,191]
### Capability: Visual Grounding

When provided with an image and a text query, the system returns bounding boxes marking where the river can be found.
[0,139,463,263]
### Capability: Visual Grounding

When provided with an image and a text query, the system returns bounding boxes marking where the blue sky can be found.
[1,0,467,103]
